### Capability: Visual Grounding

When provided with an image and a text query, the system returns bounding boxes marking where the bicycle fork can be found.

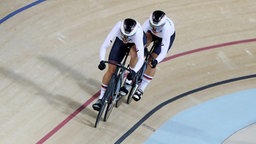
[112,75,123,103]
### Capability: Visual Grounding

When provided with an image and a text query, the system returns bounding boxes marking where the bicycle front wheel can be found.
[94,98,107,128]
[103,75,116,122]
[127,83,138,104]
[104,96,115,121]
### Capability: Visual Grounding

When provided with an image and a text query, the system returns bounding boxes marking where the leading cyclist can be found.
[92,18,146,111]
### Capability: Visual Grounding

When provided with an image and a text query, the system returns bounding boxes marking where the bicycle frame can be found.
[103,60,130,121]
[95,50,131,127]
[127,42,156,104]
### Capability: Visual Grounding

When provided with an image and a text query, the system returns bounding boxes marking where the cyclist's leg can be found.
[128,32,147,78]
[145,30,153,47]
[128,45,137,68]
[120,32,148,96]
[93,38,127,110]
[120,43,138,96]
[133,37,160,101]
[100,64,116,97]
[93,64,116,111]
[132,54,156,101]
[120,43,137,96]
[102,37,128,89]
[130,32,154,101]
[133,32,176,101]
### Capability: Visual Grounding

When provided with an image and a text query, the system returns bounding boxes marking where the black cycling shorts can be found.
[108,33,147,63]
[148,31,176,55]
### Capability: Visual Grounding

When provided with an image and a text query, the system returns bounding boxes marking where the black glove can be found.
[98,61,106,70]
[127,69,136,80]
[151,59,158,68]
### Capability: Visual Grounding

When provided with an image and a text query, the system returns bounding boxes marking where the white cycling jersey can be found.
[142,17,175,62]
[100,21,144,72]
[99,21,145,72]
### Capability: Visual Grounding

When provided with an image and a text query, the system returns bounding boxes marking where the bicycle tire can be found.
[127,83,138,104]
[94,97,107,128]
[94,75,116,127]
[103,75,116,122]
[104,97,115,121]
[115,73,125,108]
[127,62,146,104]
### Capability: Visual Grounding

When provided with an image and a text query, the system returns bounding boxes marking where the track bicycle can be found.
[94,51,131,128]
[126,42,156,104]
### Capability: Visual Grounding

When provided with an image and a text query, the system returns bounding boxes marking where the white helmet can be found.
[120,18,138,37]
[149,10,167,31]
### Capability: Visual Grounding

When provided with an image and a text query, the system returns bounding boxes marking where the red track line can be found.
[36,91,100,144]
[162,38,256,62]
[36,38,256,143]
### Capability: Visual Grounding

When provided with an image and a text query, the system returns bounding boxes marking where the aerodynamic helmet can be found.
[149,10,167,31]
[120,18,138,37]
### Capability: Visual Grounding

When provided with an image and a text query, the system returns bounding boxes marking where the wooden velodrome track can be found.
[1,0,256,144]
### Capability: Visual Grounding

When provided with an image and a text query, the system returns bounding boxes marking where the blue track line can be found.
[0,0,46,24]
[114,74,256,144]
[145,89,256,144]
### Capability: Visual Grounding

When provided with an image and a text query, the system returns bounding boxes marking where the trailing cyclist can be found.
[121,10,176,101]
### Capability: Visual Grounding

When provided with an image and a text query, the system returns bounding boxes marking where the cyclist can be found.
[132,10,176,101]
[92,18,146,111]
